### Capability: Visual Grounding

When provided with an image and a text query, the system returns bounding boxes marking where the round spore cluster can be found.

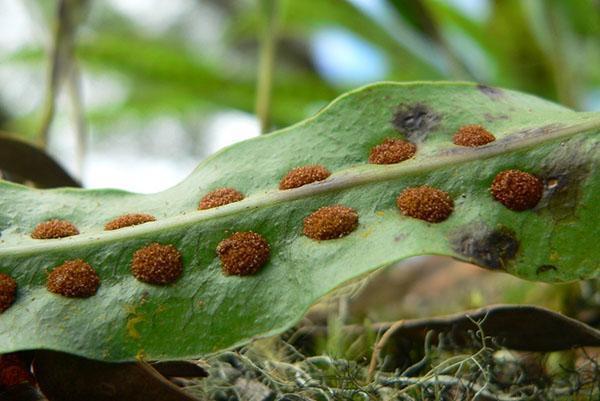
[368,138,416,164]
[199,188,244,210]
[396,186,454,223]
[452,124,496,147]
[47,259,100,298]
[303,205,359,240]
[279,165,331,190]
[31,219,79,239]
[131,243,183,285]
[491,169,543,211]
[0,274,17,313]
[104,213,156,230]
[217,231,270,276]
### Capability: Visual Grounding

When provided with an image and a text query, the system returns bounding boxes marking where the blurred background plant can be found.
[1,2,599,398]
[0,0,598,192]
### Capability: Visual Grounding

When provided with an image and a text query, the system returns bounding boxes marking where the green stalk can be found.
[37,0,89,148]
[38,0,74,148]
[543,4,578,109]
[255,0,279,134]
[67,60,87,175]
[415,0,474,80]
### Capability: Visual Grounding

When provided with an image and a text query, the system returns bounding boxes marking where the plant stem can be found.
[37,0,89,150]
[255,0,279,134]
[67,60,87,175]
[414,0,474,80]
[367,319,404,382]
[543,4,578,108]
[38,0,74,148]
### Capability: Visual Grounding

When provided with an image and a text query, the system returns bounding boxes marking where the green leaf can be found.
[229,0,443,80]
[4,35,338,128]
[76,33,338,126]
[0,82,598,361]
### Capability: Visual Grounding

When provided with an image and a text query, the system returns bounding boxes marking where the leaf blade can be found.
[0,82,598,361]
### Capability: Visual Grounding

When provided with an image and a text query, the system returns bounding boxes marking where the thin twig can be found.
[543,3,578,108]
[401,330,434,377]
[367,319,404,382]
[37,0,89,152]
[412,0,474,80]
[379,375,528,401]
[255,0,278,134]
[38,0,75,147]
[66,60,87,175]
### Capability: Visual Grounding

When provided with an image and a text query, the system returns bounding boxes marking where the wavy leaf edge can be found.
[0,81,598,362]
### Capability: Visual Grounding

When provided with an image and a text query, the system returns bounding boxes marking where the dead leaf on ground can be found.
[293,304,600,357]
[33,351,204,401]
[0,133,80,188]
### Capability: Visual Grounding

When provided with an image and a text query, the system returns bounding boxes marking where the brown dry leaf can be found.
[33,351,203,401]
[0,133,80,188]
[294,304,600,354]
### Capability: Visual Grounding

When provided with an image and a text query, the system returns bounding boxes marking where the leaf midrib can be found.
[2,118,599,258]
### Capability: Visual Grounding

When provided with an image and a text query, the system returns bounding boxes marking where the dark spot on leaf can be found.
[391,103,441,142]
[546,178,559,189]
[394,233,406,242]
[538,158,591,223]
[451,224,519,270]
[537,265,558,274]
[477,84,503,100]
[483,113,510,122]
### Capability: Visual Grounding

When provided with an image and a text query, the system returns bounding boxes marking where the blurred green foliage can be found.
[0,0,599,139]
